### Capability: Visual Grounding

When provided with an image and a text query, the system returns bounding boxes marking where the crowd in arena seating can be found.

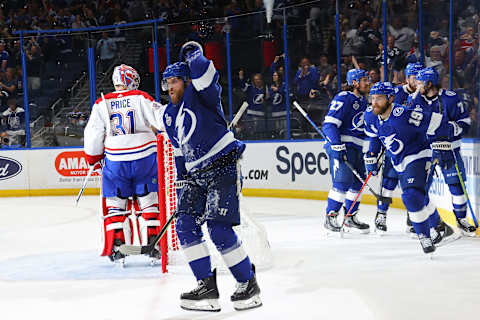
[0,0,479,146]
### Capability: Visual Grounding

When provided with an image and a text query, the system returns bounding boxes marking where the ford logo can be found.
[0,156,22,180]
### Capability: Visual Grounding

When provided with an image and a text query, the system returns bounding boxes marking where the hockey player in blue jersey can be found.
[394,62,423,106]
[322,69,370,234]
[373,62,424,234]
[161,41,261,312]
[411,68,477,236]
[365,82,455,254]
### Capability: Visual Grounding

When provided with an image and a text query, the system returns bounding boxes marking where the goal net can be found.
[156,133,273,273]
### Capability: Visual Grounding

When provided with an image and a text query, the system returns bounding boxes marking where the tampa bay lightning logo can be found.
[392,107,404,117]
[175,102,197,145]
[380,133,404,155]
[351,112,364,131]
[253,94,265,104]
[272,93,282,105]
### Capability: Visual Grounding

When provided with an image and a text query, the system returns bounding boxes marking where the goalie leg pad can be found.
[137,192,160,245]
[100,196,131,256]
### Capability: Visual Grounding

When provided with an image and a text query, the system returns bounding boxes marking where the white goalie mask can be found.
[112,64,140,90]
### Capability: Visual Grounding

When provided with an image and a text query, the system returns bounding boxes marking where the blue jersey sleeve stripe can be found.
[426,112,443,136]
[192,61,216,91]
[324,116,342,127]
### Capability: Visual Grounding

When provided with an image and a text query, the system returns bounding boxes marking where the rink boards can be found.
[0,140,479,230]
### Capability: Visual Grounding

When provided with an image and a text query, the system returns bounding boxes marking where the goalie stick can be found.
[75,92,110,205]
[293,101,391,204]
[118,101,249,256]
[75,165,94,206]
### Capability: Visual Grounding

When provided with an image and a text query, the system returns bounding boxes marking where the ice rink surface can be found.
[0,195,479,320]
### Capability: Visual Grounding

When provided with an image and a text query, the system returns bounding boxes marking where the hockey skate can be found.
[231,264,262,311]
[418,234,435,257]
[109,239,125,267]
[180,269,221,312]
[343,209,370,234]
[324,212,341,234]
[456,217,477,237]
[431,220,460,247]
[374,212,387,234]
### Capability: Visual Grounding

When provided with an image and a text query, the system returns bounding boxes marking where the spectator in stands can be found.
[0,68,17,99]
[368,68,380,84]
[270,53,285,77]
[426,45,447,77]
[25,44,43,91]
[317,55,333,87]
[0,40,8,72]
[266,71,286,138]
[358,18,381,56]
[376,35,402,83]
[72,14,86,29]
[239,71,268,139]
[388,17,415,54]
[294,57,319,102]
[2,96,25,147]
[96,32,117,74]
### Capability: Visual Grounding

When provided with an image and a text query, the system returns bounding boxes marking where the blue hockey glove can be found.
[364,153,378,176]
[431,141,455,169]
[179,41,203,64]
[329,144,347,162]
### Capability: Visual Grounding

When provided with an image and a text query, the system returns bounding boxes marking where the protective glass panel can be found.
[23,32,89,148]
[286,2,335,140]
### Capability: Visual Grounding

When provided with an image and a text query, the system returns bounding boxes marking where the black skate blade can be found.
[343,225,370,234]
[180,299,221,312]
[435,232,462,247]
[233,294,262,311]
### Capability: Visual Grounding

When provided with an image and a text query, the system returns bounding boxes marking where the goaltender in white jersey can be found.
[84,64,165,265]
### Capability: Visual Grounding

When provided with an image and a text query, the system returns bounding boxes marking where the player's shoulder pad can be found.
[338,91,348,97]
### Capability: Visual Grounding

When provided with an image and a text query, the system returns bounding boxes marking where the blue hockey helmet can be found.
[346,69,368,85]
[369,82,395,98]
[112,64,140,90]
[416,67,439,85]
[162,62,190,90]
[405,62,424,77]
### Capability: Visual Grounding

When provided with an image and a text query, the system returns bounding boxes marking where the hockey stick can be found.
[293,101,391,204]
[119,209,178,255]
[452,151,478,228]
[229,101,249,130]
[340,171,373,236]
[75,165,94,206]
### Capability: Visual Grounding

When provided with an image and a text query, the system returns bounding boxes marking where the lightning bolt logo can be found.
[382,134,404,155]
[175,102,197,145]
[333,159,340,179]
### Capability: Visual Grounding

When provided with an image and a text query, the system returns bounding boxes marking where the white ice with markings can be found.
[0,195,479,320]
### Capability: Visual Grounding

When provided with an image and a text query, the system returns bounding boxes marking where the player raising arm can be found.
[84,65,166,266]
[365,82,455,255]
[161,41,261,312]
